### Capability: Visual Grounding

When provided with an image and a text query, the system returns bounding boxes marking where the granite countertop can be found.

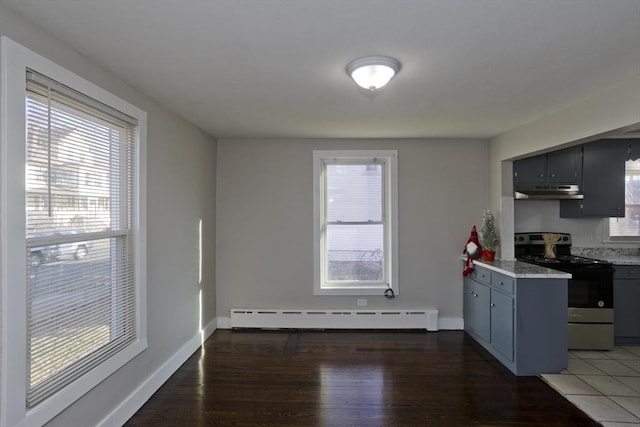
[473,259,572,279]
[572,247,640,266]
[467,247,640,279]
[602,256,640,266]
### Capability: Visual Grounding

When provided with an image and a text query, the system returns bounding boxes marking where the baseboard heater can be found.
[230,308,439,331]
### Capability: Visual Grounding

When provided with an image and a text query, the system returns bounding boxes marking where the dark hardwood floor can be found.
[125,330,599,426]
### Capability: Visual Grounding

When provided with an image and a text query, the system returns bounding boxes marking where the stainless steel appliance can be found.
[514,184,583,200]
[515,232,615,350]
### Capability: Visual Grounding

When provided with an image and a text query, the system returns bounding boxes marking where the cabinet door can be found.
[581,144,626,217]
[513,147,580,185]
[473,283,491,342]
[491,290,514,361]
[614,278,640,339]
[463,277,475,334]
[513,155,546,184]
[630,139,640,161]
[546,147,581,184]
[560,143,627,217]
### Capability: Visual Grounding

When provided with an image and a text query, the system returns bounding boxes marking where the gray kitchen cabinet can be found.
[513,155,546,184]
[490,289,514,361]
[630,139,640,160]
[475,265,490,285]
[463,264,567,375]
[614,265,640,345]
[513,146,581,185]
[463,276,490,342]
[560,142,627,218]
[463,277,472,333]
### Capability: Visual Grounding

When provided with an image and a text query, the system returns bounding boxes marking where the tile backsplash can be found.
[572,247,640,258]
[514,199,633,248]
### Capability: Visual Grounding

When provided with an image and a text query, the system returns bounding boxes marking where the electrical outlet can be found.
[357,299,367,307]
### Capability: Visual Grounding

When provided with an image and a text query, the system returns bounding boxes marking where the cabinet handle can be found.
[491,303,495,307]
[550,173,555,178]
[538,173,544,178]
[499,281,504,286]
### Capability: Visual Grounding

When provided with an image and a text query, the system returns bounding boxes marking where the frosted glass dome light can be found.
[346,56,401,91]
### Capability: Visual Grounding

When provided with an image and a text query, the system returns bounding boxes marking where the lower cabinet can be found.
[614,265,640,345]
[464,265,567,375]
[490,289,514,361]
[464,277,490,342]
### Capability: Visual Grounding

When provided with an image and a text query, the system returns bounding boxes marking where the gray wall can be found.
[216,138,488,324]
[0,7,217,426]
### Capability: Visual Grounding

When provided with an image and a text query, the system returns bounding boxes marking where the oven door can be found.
[567,268,614,309]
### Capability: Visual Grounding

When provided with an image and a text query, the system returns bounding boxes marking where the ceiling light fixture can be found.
[346,56,401,91]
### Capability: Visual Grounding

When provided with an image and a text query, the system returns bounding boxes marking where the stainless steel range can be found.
[515,232,615,350]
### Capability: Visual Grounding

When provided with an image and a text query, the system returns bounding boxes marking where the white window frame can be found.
[605,158,640,243]
[0,37,147,427]
[313,150,398,296]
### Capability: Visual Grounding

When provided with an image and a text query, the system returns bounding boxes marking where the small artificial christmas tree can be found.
[479,209,499,260]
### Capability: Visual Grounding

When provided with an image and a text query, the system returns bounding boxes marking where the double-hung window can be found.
[313,150,398,296]
[1,37,147,426]
[608,157,640,241]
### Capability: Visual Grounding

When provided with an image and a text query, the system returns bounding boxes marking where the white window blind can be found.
[609,159,640,241]
[25,70,137,406]
[324,161,385,283]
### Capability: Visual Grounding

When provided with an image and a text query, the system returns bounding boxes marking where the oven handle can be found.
[584,267,615,272]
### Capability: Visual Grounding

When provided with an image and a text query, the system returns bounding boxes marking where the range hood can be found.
[514,184,583,200]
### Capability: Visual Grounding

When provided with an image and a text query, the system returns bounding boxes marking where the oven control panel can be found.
[514,232,571,245]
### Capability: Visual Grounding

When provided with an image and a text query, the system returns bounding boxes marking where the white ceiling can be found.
[3,0,640,139]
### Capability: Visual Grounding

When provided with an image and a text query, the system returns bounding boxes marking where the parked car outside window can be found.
[30,230,93,267]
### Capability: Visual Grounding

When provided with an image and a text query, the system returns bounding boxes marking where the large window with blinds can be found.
[608,159,640,241]
[313,150,398,296]
[25,70,138,406]
[1,37,146,426]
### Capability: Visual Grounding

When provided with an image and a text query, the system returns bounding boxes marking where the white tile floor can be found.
[541,346,640,426]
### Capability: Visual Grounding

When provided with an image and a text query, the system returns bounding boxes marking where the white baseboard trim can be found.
[217,316,231,329]
[97,318,217,427]
[229,308,439,331]
[220,315,463,332]
[438,317,464,330]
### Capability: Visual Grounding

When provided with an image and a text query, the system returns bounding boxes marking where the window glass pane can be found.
[26,92,125,235]
[326,224,384,281]
[627,175,640,205]
[326,164,382,222]
[27,237,133,395]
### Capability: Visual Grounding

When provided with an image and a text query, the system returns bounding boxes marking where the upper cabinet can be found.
[560,141,627,218]
[630,139,640,160]
[513,146,582,185]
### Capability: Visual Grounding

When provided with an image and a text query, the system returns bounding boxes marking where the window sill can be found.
[314,286,397,296]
